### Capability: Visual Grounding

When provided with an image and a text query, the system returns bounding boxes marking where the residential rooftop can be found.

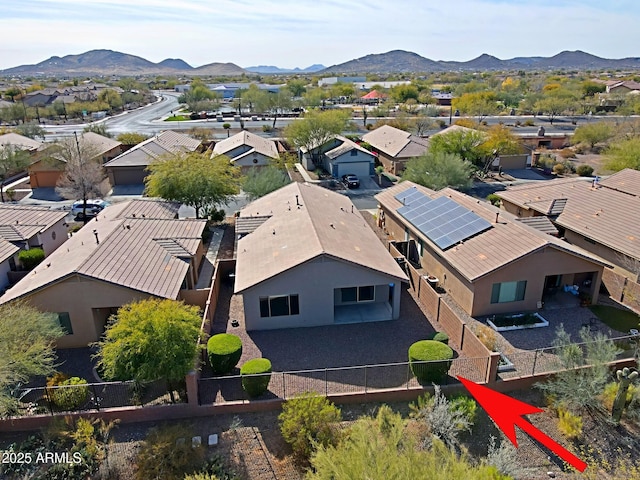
[0,204,68,242]
[234,182,408,293]
[0,200,205,303]
[213,130,279,161]
[104,130,201,167]
[362,125,429,158]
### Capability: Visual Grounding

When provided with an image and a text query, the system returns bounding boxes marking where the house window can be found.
[583,237,596,245]
[259,294,299,318]
[54,312,73,335]
[350,149,357,156]
[341,286,375,303]
[490,281,527,304]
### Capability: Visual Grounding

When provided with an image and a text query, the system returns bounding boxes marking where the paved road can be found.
[42,89,634,140]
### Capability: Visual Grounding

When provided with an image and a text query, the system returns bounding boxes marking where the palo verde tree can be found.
[284,109,350,166]
[145,151,242,218]
[428,128,487,167]
[604,137,640,172]
[242,165,291,201]
[0,143,30,202]
[572,122,615,151]
[452,91,500,121]
[402,151,473,191]
[54,133,109,222]
[0,301,63,416]
[95,299,202,403]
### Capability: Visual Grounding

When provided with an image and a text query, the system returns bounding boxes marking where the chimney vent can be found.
[93,229,100,244]
[295,195,300,206]
[495,212,500,223]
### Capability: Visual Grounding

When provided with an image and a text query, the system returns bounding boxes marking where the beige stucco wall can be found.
[233,152,273,168]
[34,219,69,255]
[22,275,155,348]
[242,255,403,331]
[499,199,537,218]
[564,230,637,280]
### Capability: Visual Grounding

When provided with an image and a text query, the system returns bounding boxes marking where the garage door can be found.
[110,167,147,185]
[30,171,62,188]
[335,162,371,178]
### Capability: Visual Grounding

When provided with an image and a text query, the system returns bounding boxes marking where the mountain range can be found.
[2,49,640,77]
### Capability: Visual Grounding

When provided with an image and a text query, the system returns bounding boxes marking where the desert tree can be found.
[242,165,290,201]
[145,151,242,218]
[402,151,473,191]
[452,91,499,121]
[54,133,109,222]
[605,137,640,172]
[284,109,350,166]
[0,301,63,416]
[95,299,202,403]
[572,122,614,150]
[0,143,31,202]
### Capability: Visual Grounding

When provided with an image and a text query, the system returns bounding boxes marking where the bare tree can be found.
[54,133,108,223]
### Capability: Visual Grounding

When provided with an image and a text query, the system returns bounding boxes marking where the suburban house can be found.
[103,131,201,186]
[362,125,429,175]
[299,135,376,179]
[0,204,69,291]
[28,132,123,188]
[357,90,388,105]
[605,80,640,95]
[212,131,279,170]
[234,182,408,330]
[496,169,640,311]
[0,200,207,347]
[0,132,43,154]
[376,182,608,317]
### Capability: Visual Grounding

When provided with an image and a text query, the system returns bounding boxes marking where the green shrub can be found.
[558,148,576,159]
[408,340,454,384]
[486,193,501,206]
[523,119,535,127]
[240,358,272,397]
[48,375,89,411]
[450,395,478,426]
[576,164,594,177]
[552,163,566,175]
[430,331,450,345]
[135,424,205,480]
[18,247,45,270]
[207,334,242,374]
[279,392,342,459]
[262,125,273,133]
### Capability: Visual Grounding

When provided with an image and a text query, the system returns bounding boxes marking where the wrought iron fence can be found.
[198,356,490,405]
[10,379,174,417]
[498,333,639,380]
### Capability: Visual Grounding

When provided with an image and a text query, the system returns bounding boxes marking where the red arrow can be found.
[457,376,587,472]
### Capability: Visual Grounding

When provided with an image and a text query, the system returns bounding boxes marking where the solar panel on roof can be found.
[395,190,492,250]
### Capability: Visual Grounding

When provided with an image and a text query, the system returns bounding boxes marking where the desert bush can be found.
[486,434,528,478]
[240,358,272,397]
[279,392,342,460]
[486,193,501,206]
[559,148,576,159]
[601,381,638,412]
[135,424,205,480]
[47,374,89,411]
[557,407,583,439]
[430,331,450,345]
[409,386,475,448]
[184,455,238,480]
[474,324,498,352]
[576,164,594,177]
[262,125,273,133]
[523,119,535,127]
[553,163,566,175]
[563,161,576,173]
[207,334,242,374]
[408,340,454,384]
[18,247,45,270]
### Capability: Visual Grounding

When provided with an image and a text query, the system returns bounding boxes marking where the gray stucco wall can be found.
[242,255,402,330]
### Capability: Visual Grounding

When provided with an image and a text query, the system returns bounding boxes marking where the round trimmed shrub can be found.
[49,376,89,411]
[207,333,242,374]
[430,331,450,345]
[576,164,594,177]
[408,340,454,384]
[19,247,45,270]
[240,358,272,398]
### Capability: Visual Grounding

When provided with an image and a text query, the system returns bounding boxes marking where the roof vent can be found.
[93,229,100,244]
[495,212,500,223]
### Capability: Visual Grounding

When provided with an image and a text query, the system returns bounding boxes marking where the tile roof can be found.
[234,183,408,293]
[78,132,122,156]
[0,133,42,152]
[362,125,429,159]
[104,131,201,168]
[598,168,640,197]
[497,173,640,260]
[213,131,279,160]
[0,205,67,242]
[0,238,19,264]
[516,217,559,236]
[0,200,206,303]
[376,182,607,282]
[324,135,373,160]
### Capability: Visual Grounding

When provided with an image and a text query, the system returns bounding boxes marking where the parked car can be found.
[342,174,360,189]
[71,199,109,219]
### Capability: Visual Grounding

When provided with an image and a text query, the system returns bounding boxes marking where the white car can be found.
[71,199,109,219]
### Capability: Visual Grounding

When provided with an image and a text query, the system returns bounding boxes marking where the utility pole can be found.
[73,132,89,223]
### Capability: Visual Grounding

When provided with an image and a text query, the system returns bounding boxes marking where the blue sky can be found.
[2,0,639,70]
